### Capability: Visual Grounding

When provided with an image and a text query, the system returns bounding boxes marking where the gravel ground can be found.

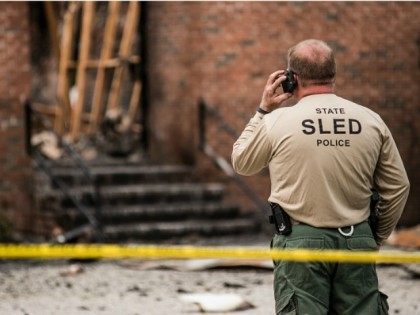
[0,259,418,315]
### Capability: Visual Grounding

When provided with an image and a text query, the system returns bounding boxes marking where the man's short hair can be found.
[287,39,336,87]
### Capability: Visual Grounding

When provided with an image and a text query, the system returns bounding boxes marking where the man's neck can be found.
[296,85,335,101]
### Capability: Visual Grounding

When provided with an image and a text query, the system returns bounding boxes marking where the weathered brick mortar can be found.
[0,3,33,236]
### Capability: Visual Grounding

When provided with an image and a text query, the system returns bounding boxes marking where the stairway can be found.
[36,163,260,242]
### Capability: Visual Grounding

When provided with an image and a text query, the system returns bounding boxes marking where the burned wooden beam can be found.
[70,2,95,140]
[55,3,80,134]
[89,2,121,134]
[107,2,140,111]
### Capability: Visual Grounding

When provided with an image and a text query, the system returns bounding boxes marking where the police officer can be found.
[231,39,410,315]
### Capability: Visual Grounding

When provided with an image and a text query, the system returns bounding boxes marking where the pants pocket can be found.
[276,291,298,315]
[378,291,389,315]
[346,236,378,251]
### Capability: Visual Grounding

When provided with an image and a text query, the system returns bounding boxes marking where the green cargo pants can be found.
[271,221,389,315]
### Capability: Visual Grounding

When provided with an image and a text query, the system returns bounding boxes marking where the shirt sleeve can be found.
[231,112,272,176]
[374,123,410,244]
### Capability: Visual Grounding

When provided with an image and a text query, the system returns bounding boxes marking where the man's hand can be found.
[259,70,293,112]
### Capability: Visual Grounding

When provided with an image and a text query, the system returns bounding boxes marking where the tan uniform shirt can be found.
[232,93,410,243]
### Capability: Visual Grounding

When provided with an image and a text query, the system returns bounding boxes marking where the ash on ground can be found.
[0,259,418,315]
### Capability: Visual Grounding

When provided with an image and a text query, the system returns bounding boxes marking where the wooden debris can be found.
[59,264,85,277]
[33,102,59,116]
[117,259,273,271]
[55,3,80,134]
[52,2,143,142]
[66,55,140,69]
[89,2,121,133]
[117,78,142,134]
[124,78,142,131]
[31,131,63,160]
[180,293,255,313]
[70,2,95,140]
[107,1,140,111]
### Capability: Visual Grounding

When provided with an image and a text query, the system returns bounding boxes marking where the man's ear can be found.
[294,74,300,88]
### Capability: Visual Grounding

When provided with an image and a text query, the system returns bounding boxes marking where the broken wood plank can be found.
[66,56,140,69]
[126,79,142,128]
[89,1,121,133]
[118,79,142,133]
[70,2,95,139]
[44,2,60,63]
[55,3,80,134]
[33,102,59,116]
[107,1,140,111]
[87,55,140,68]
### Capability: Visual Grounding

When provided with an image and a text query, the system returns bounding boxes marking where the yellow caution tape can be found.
[0,244,419,264]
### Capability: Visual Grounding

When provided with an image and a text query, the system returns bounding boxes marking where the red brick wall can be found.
[146,2,420,225]
[0,2,34,235]
[1,2,417,235]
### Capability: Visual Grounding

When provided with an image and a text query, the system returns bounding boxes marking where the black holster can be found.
[368,189,381,242]
[269,202,292,235]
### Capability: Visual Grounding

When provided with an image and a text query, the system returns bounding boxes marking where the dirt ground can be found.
[0,258,418,315]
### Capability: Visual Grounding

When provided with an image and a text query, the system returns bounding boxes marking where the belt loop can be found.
[338,225,354,237]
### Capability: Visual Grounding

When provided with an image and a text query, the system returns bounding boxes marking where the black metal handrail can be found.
[24,101,103,243]
[198,99,268,212]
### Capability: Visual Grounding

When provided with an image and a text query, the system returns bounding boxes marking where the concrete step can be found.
[49,165,193,186]
[34,162,258,243]
[40,183,225,208]
[65,202,240,223]
[103,218,259,241]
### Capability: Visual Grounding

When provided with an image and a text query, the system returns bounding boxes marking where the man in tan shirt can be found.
[232,39,409,315]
